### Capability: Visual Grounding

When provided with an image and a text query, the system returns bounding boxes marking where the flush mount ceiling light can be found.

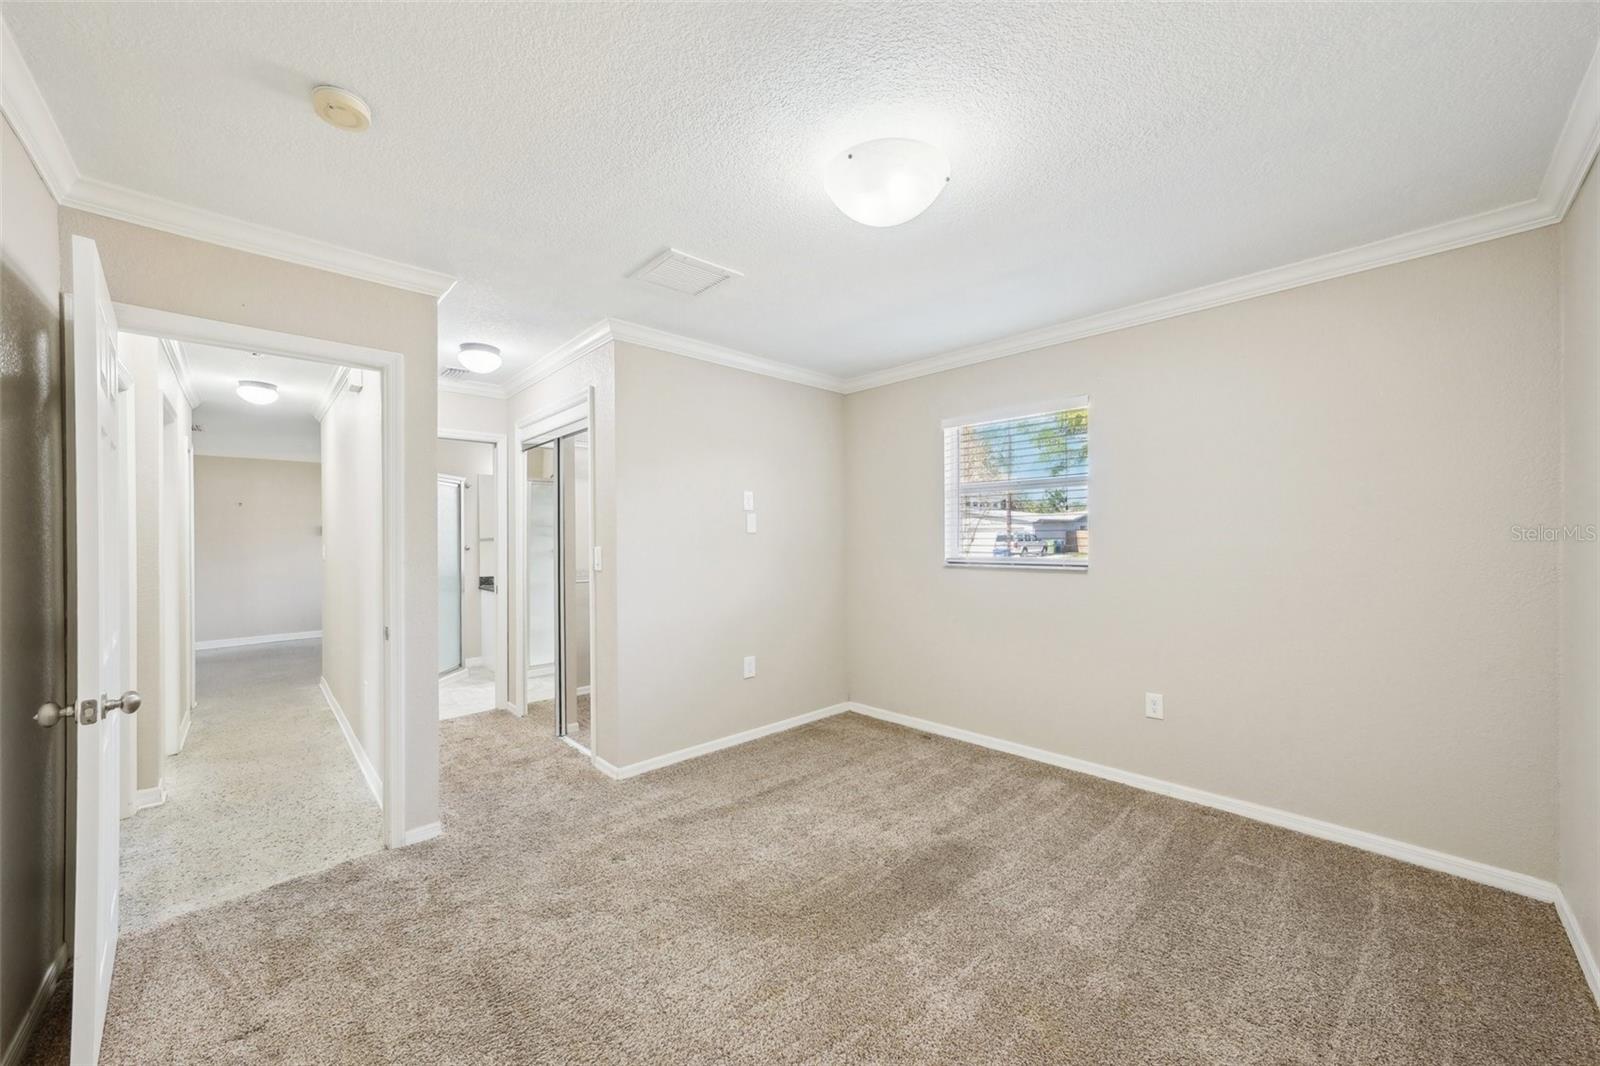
[311,84,372,132]
[824,138,950,227]
[457,343,503,374]
[236,380,279,406]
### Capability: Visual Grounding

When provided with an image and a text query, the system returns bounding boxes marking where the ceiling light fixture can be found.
[311,84,372,132]
[824,138,950,227]
[236,380,279,406]
[457,343,503,375]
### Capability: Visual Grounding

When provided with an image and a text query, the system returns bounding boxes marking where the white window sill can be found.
[944,560,1088,572]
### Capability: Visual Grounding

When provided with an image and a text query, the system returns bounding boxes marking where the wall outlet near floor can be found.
[1145,692,1164,720]
[743,656,756,679]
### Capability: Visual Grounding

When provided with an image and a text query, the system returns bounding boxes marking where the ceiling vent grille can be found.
[630,248,742,296]
[440,366,472,380]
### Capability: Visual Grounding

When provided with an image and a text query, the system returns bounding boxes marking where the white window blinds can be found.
[943,400,1089,569]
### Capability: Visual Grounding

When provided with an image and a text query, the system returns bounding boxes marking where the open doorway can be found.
[116,334,385,931]
[523,427,592,751]
[436,435,504,720]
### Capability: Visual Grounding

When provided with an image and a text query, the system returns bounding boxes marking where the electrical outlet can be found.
[1144,692,1164,720]
[743,490,755,511]
[743,656,756,679]
[746,512,758,534]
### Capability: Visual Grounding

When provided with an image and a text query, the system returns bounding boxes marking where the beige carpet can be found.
[121,639,382,932]
[24,711,1600,1064]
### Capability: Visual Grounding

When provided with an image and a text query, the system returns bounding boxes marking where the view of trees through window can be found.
[945,405,1089,567]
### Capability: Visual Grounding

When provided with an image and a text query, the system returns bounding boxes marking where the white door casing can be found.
[67,235,134,1066]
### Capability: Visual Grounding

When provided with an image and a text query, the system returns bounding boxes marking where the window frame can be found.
[942,397,1090,572]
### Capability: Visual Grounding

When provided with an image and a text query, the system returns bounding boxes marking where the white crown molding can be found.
[492,318,849,402]
[1544,37,1600,218]
[839,197,1556,393]
[0,22,455,300]
[607,319,846,392]
[1,20,78,199]
[158,338,199,409]
[438,375,514,400]
[64,177,457,299]
[499,320,615,398]
[315,365,353,422]
[839,40,1600,394]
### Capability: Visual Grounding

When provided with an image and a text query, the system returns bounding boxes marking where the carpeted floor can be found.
[24,710,1600,1064]
[120,639,382,932]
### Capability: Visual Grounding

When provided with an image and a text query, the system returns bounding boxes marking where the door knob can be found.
[34,701,77,728]
[105,690,141,715]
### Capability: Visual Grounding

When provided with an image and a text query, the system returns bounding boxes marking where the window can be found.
[943,400,1089,569]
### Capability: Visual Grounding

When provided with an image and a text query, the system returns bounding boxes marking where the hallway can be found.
[120,639,382,932]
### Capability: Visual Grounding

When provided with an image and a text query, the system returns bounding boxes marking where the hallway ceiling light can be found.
[311,84,372,132]
[823,138,950,227]
[457,343,503,374]
[236,380,279,405]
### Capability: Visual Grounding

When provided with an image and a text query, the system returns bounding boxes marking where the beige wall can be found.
[504,343,847,767]
[1560,163,1600,963]
[58,210,440,835]
[845,228,1563,879]
[610,343,847,765]
[193,456,321,643]
[322,377,384,769]
[0,117,68,1059]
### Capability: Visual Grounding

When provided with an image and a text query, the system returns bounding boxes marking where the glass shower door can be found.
[437,477,463,675]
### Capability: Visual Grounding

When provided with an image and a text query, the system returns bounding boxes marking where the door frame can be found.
[112,302,412,848]
[435,474,466,677]
[513,389,598,762]
[436,428,510,713]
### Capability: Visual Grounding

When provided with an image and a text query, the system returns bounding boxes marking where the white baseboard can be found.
[399,821,441,846]
[596,702,850,781]
[465,656,487,668]
[317,676,382,806]
[175,709,193,753]
[1,943,66,1066]
[1555,889,1600,1007]
[576,684,592,697]
[846,702,1558,903]
[130,781,167,812]
[197,629,321,651]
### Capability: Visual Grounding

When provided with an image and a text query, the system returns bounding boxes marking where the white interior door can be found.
[68,235,136,1066]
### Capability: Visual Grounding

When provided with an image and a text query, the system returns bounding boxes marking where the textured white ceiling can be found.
[182,342,338,418]
[11,3,1598,382]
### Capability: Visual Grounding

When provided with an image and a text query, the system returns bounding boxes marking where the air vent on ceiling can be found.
[630,248,742,296]
[440,366,472,380]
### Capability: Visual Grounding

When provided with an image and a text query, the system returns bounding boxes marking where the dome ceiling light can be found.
[457,343,503,374]
[823,138,950,227]
[236,380,279,406]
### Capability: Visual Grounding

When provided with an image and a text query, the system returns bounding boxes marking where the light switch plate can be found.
[743,490,755,511]
[746,512,758,534]
[743,656,756,679]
